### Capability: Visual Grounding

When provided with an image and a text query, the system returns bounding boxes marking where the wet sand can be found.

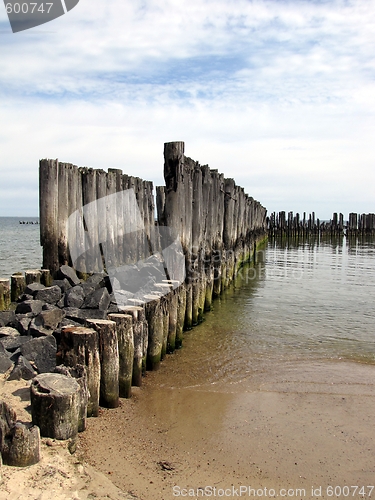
[80,358,375,499]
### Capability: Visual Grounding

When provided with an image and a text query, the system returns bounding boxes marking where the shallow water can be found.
[82,234,375,498]
[0,217,42,278]
[153,235,375,395]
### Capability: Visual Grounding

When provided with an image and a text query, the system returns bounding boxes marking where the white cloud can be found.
[0,0,375,218]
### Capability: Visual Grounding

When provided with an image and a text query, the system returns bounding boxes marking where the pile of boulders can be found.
[0,265,118,382]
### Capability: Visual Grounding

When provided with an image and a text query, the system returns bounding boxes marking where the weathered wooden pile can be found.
[38,141,268,351]
[0,142,268,469]
[268,211,375,237]
[158,142,267,329]
[0,264,145,467]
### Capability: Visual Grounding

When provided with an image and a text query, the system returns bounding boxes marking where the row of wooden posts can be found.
[38,142,268,330]
[268,211,375,237]
[0,269,53,311]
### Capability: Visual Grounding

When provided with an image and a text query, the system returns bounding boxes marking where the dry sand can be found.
[0,378,133,500]
[1,359,375,500]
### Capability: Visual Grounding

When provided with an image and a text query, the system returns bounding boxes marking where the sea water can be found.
[154,234,375,395]
[0,218,374,368]
[0,217,42,279]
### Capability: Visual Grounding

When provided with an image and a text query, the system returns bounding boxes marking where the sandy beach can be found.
[79,358,375,499]
[3,356,373,500]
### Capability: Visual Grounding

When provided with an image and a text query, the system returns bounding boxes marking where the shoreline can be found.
[1,356,374,499]
[79,356,375,500]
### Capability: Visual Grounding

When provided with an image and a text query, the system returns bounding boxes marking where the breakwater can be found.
[268,211,375,237]
[38,141,267,342]
[0,142,267,467]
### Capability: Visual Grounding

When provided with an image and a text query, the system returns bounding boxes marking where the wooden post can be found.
[39,159,59,275]
[81,167,100,272]
[144,296,163,370]
[57,163,70,266]
[55,364,89,432]
[25,269,42,285]
[58,326,101,417]
[86,319,119,409]
[11,273,26,302]
[40,269,53,287]
[1,422,41,467]
[167,289,178,353]
[175,284,186,349]
[119,305,144,386]
[0,279,11,311]
[107,313,134,398]
[31,373,81,440]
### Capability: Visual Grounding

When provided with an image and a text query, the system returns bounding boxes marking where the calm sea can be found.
[0,217,42,279]
[164,234,375,394]
[0,218,374,367]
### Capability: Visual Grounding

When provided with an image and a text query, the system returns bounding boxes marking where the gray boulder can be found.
[15,300,44,316]
[0,336,32,353]
[82,287,110,311]
[8,355,37,381]
[57,265,81,286]
[64,286,85,308]
[63,307,107,324]
[25,282,46,296]
[33,308,64,332]
[20,336,57,373]
[0,327,20,338]
[52,278,72,294]
[13,314,33,335]
[34,285,62,304]
[0,311,16,327]
[0,353,13,374]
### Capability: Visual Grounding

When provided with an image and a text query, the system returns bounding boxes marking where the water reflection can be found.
[158,235,375,393]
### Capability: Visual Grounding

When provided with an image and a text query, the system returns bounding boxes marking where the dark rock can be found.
[63,307,107,324]
[60,318,82,328]
[8,355,37,380]
[107,303,120,314]
[56,297,65,308]
[21,336,57,373]
[110,285,134,306]
[0,311,16,328]
[28,320,53,338]
[42,303,58,311]
[57,265,81,286]
[15,300,44,316]
[0,327,20,338]
[34,286,62,304]
[0,353,13,374]
[9,348,21,362]
[81,287,110,311]
[80,282,97,296]
[139,263,165,282]
[52,278,72,294]
[64,286,85,308]
[110,265,141,293]
[0,342,8,355]
[34,308,64,331]
[25,282,46,296]
[13,314,33,335]
[0,336,32,353]
[85,273,108,289]
[17,293,34,302]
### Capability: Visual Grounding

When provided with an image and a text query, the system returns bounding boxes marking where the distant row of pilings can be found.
[267,211,375,237]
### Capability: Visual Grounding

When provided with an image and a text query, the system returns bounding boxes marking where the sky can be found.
[0,0,375,219]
